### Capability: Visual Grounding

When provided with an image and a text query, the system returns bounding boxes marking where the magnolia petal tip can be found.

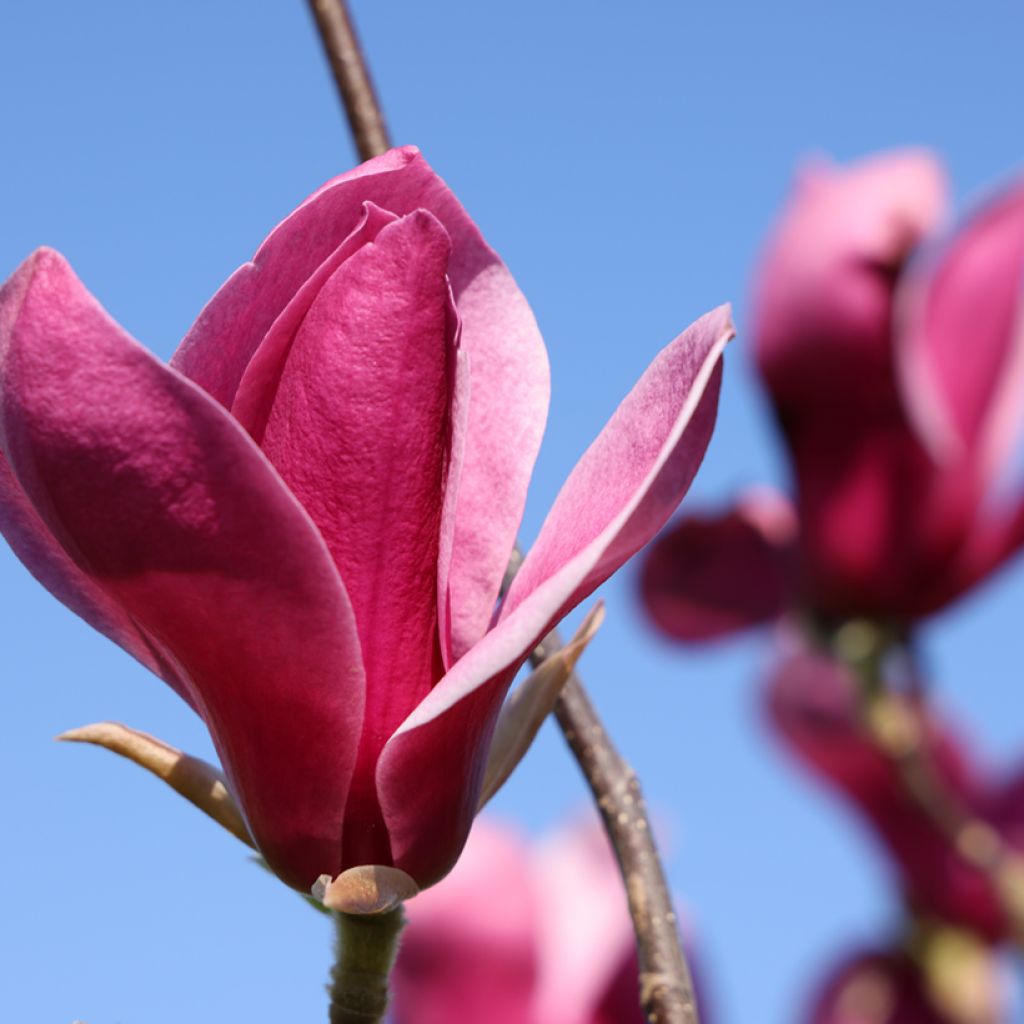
[314,865,420,915]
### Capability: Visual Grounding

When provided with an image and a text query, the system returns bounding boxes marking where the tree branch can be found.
[306,0,391,160]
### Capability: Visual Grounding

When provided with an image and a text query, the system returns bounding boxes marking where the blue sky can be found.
[1,2,1023,1022]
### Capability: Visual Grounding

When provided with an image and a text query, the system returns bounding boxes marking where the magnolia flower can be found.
[640,150,1024,641]
[805,946,1003,1024]
[0,147,730,894]
[768,650,1024,943]
[391,817,659,1024]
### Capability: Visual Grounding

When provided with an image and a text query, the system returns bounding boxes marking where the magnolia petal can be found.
[502,305,732,634]
[436,348,471,671]
[753,150,947,417]
[314,865,420,916]
[531,818,640,1024]
[256,211,458,868]
[171,147,416,407]
[640,488,798,642]
[58,721,253,848]
[898,180,1024,477]
[0,452,193,707]
[231,201,399,442]
[172,147,549,661]
[477,602,604,810]
[377,307,730,887]
[0,249,365,892]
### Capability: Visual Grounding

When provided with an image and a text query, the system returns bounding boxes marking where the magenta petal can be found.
[377,307,731,886]
[899,179,1024,477]
[640,489,798,642]
[171,147,416,407]
[0,452,195,703]
[231,201,399,441]
[174,147,549,660]
[807,950,959,1024]
[257,210,459,866]
[502,305,733,634]
[754,150,947,417]
[0,249,365,891]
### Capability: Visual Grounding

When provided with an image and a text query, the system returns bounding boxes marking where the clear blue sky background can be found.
[1,2,1022,1022]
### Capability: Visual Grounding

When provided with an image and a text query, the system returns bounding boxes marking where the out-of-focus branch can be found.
[306,0,390,160]
[836,621,1024,946]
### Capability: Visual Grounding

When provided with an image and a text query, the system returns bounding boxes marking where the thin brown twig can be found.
[305,8,699,1018]
[306,0,391,160]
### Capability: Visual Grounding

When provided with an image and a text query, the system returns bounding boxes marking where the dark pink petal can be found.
[640,489,798,642]
[503,305,732,633]
[0,449,194,704]
[0,249,364,891]
[377,306,731,885]
[806,950,960,1024]
[789,419,982,618]
[754,150,947,420]
[231,201,399,441]
[173,146,549,661]
[257,210,458,867]
[392,821,539,1024]
[899,180,1024,477]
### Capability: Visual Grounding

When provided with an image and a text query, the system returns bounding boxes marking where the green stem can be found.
[328,907,406,1024]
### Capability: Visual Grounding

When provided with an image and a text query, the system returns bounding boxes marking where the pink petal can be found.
[640,488,798,642]
[231,201,399,441]
[377,306,731,886]
[0,249,365,891]
[0,450,194,704]
[531,818,639,1024]
[173,146,549,661]
[502,305,732,633]
[898,179,1024,480]
[256,210,459,867]
[392,820,539,1024]
[807,950,963,1024]
[753,150,947,419]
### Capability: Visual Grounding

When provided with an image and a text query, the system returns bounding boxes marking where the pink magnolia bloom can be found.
[640,150,1024,641]
[768,650,1024,942]
[805,948,998,1024]
[0,147,730,892]
[391,817,654,1024]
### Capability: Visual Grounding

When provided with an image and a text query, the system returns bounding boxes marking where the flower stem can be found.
[328,907,406,1024]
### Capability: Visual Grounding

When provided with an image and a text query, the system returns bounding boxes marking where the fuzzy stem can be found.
[328,907,406,1024]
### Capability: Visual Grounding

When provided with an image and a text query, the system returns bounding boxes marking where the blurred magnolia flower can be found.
[639,150,1024,641]
[391,816,686,1024]
[767,650,1024,944]
[0,146,731,895]
[805,943,1004,1024]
